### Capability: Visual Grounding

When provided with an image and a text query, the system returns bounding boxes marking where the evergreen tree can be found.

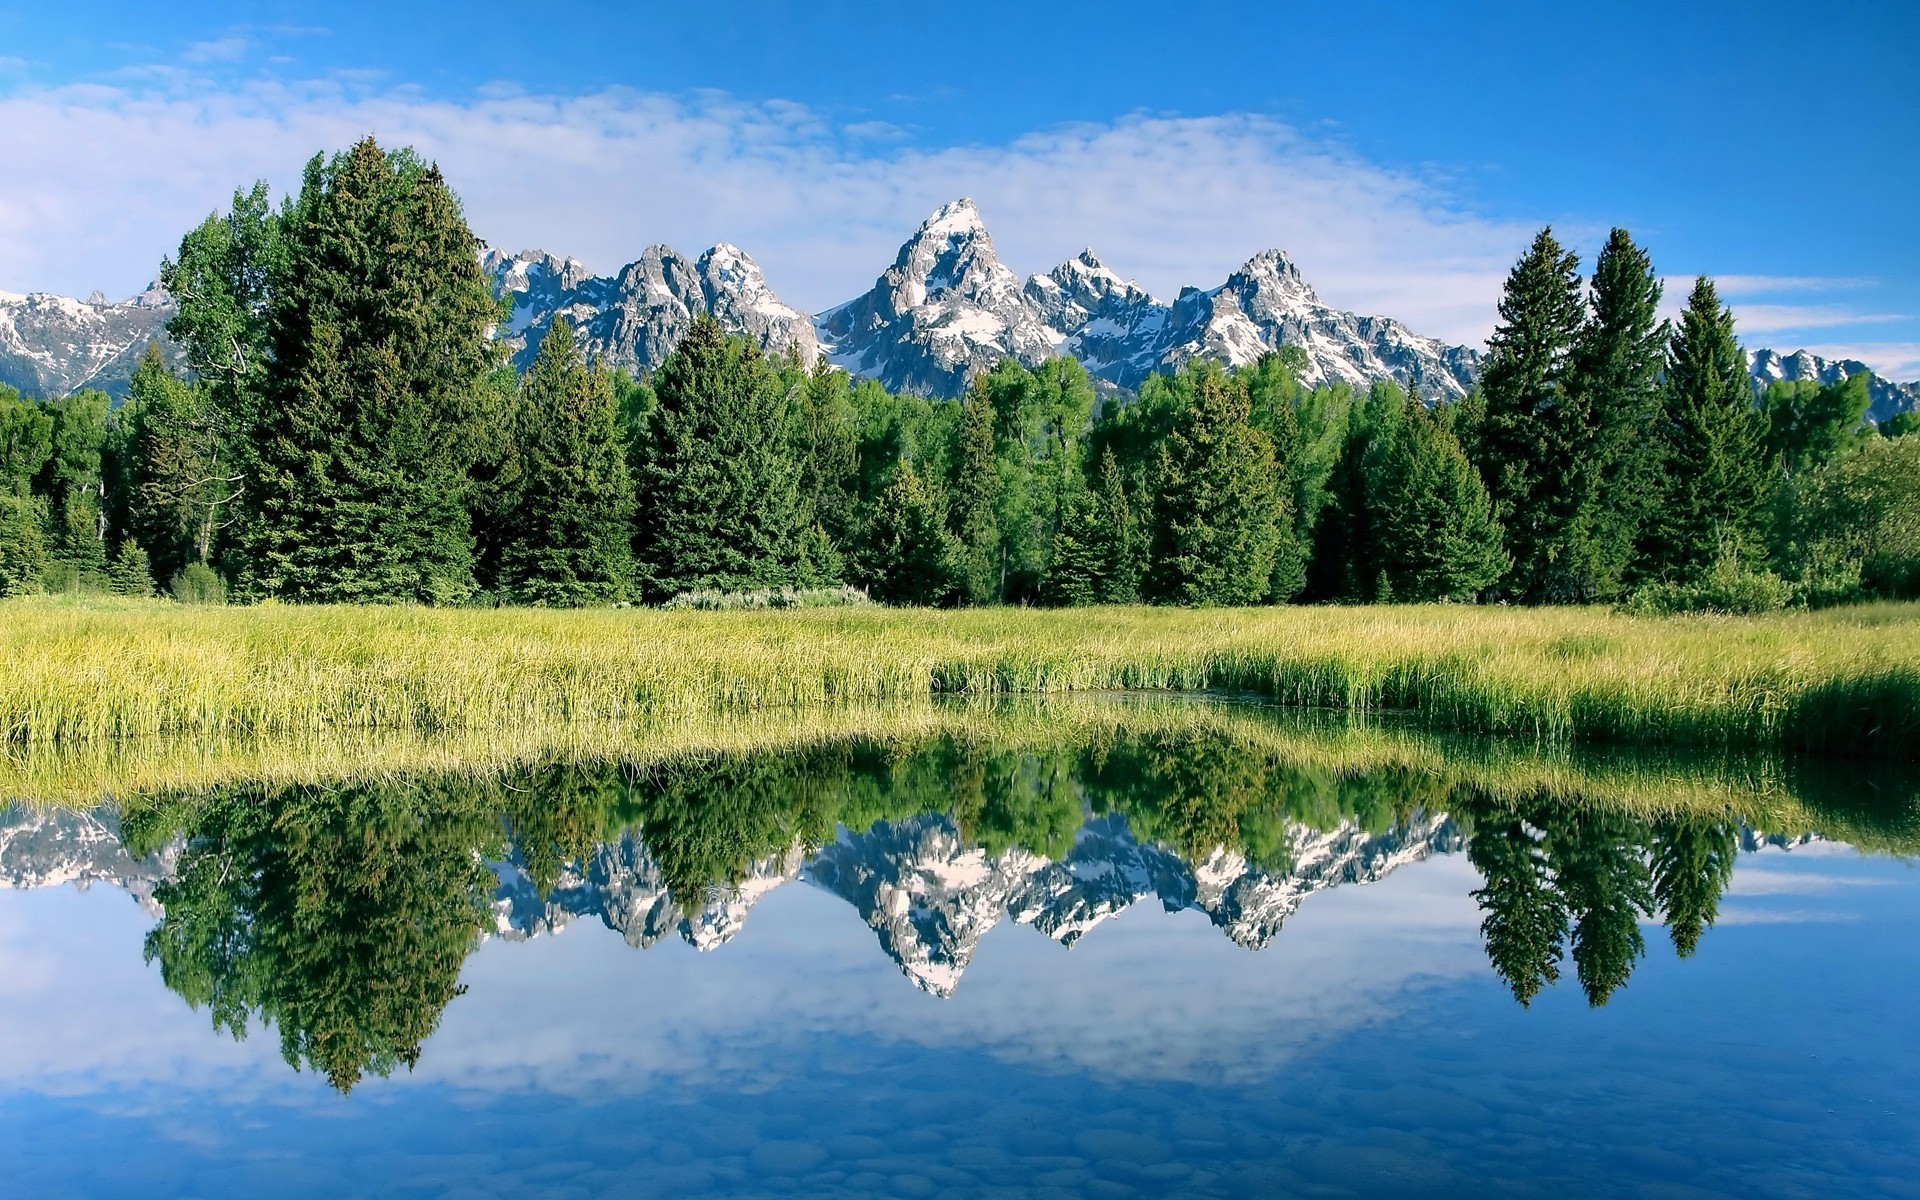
[1373,395,1508,600]
[1041,469,1104,607]
[107,538,154,597]
[1473,228,1586,600]
[1648,277,1771,580]
[1092,446,1144,603]
[495,318,636,606]
[1145,370,1290,606]
[0,385,53,495]
[791,361,861,552]
[1570,229,1667,597]
[951,378,1002,604]
[851,462,963,606]
[0,492,46,596]
[632,316,803,599]
[240,139,500,602]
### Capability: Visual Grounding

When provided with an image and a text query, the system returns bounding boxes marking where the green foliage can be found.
[107,539,154,597]
[0,491,47,596]
[1467,800,1567,1005]
[851,462,964,606]
[660,584,871,611]
[123,344,233,583]
[1761,374,1873,478]
[135,781,499,1092]
[1781,434,1920,602]
[1650,817,1737,958]
[1371,395,1508,601]
[170,561,228,605]
[1883,411,1920,439]
[632,316,803,600]
[1623,545,1794,616]
[238,138,500,603]
[1569,229,1668,598]
[495,318,636,606]
[0,385,54,495]
[1647,278,1770,582]
[791,361,861,547]
[1308,380,1410,602]
[1474,228,1587,601]
[951,379,1002,603]
[1145,368,1292,606]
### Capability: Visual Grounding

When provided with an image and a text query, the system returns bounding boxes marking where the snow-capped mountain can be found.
[818,200,1484,400]
[0,286,175,399]
[8,205,1918,425]
[1749,347,1919,424]
[486,241,819,375]
[816,198,1067,397]
[0,804,177,915]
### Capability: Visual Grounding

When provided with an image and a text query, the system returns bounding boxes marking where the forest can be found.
[1,136,1915,612]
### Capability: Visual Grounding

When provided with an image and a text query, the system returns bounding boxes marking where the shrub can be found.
[1623,555,1794,617]
[1782,436,1920,602]
[661,585,872,611]
[171,562,228,605]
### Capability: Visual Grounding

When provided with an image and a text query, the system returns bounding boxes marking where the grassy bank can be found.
[3,596,1918,757]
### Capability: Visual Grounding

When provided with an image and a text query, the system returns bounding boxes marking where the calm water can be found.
[1,704,1916,1199]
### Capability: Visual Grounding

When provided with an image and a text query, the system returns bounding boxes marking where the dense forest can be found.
[2,137,1915,611]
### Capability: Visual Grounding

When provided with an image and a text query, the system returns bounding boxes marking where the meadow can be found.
[3,596,1918,759]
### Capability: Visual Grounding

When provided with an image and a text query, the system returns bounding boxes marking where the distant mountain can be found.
[485,241,818,375]
[1749,347,1920,424]
[7,207,1918,425]
[0,286,174,399]
[817,198,1482,400]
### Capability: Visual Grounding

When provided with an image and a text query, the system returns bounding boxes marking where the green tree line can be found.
[2,139,1915,608]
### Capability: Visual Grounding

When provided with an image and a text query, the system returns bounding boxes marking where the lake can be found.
[1,698,1916,1199]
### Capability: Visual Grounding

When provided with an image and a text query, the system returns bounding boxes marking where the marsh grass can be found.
[3,596,1918,758]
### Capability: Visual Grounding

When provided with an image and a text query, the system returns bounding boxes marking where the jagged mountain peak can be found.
[1231,248,1318,302]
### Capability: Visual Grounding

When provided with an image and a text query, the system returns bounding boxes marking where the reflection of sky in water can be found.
[2,844,1916,1198]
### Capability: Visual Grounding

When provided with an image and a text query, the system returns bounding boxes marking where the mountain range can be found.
[4,201,1916,422]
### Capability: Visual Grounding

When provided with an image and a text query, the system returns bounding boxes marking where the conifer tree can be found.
[1569,229,1667,597]
[1373,396,1508,601]
[1307,381,1407,602]
[1547,811,1654,1007]
[124,345,236,583]
[107,538,154,597]
[1145,370,1289,606]
[792,361,861,552]
[495,318,636,606]
[951,379,1002,604]
[1647,277,1771,580]
[1467,806,1568,1006]
[1474,228,1586,600]
[239,139,500,602]
[0,492,46,596]
[1092,446,1144,603]
[1041,470,1104,607]
[632,316,803,599]
[851,462,963,606]
[1650,818,1737,958]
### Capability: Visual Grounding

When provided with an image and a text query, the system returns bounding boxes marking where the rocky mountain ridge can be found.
[5,207,1915,423]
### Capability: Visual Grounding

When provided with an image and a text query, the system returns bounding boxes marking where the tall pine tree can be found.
[495,318,636,605]
[1145,370,1290,606]
[1647,277,1771,580]
[951,378,1002,604]
[1569,229,1667,597]
[1372,395,1508,601]
[632,315,803,599]
[1473,228,1586,600]
[239,139,500,602]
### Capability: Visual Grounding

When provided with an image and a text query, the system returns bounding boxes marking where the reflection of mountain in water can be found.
[0,804,176,915]
[490,808,1461,996]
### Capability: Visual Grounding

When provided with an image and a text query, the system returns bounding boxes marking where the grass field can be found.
[2,596,1918,757]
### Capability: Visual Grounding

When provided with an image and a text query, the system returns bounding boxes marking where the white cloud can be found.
[0,78,1545,346]
[1726,305,1908,335]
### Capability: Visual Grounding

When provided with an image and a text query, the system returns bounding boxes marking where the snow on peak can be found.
[918,197,988,241]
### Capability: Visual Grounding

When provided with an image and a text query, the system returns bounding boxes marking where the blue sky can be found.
[2,0,1915,375]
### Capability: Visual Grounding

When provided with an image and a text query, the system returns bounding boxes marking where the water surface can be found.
[1,701,1915,1198]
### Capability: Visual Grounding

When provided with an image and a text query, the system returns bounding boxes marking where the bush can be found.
[171,562,228,605]
[0,492,47,597]
[39,561,109,596]
[1781,436,1920,602]
[1622,555,1795,617]
[661,585,872,611]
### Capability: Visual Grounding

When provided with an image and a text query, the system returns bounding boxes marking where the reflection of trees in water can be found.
[1461,787,1741,1007]
[118,732,1826,1092]
[127,782,502,1093]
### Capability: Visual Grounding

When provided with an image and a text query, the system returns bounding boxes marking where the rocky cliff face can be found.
[0,286,175,399]
[1749,347,1920,424]
[487,241,819,375]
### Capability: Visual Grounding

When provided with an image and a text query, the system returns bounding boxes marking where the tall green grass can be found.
[3,595,1918,757]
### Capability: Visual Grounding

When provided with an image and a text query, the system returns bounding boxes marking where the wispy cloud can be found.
[181,36,251,65]
[0,75,1545,345]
